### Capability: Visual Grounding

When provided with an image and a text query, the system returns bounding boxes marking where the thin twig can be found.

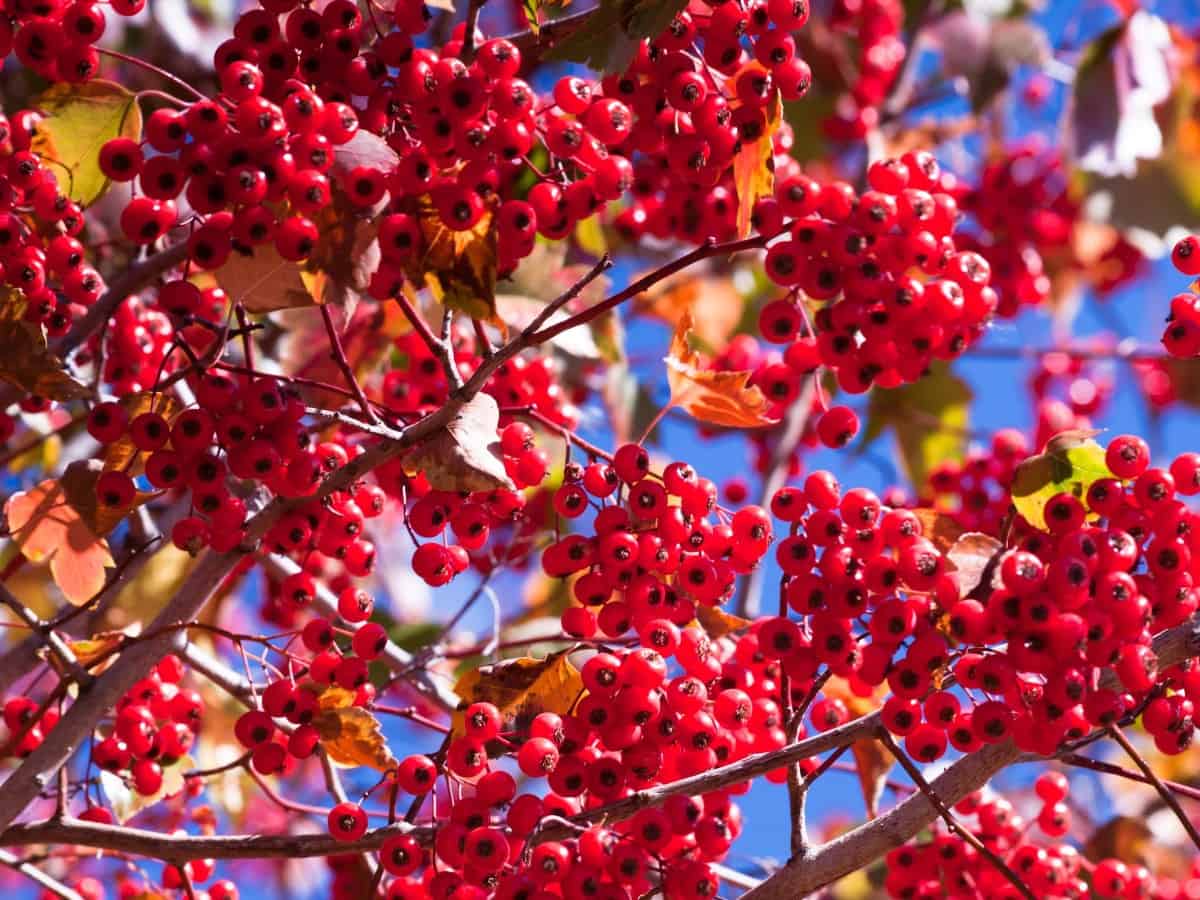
[1107,725,1200,851]
[320,305,381,424]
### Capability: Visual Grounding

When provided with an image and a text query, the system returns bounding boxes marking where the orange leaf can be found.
[103,391,182,475]
[313,705,398,772]
[665,310,778,428]
[731,80,781,239]
[695,604,752,638]
[4,477,114,606]
[909,508,967,554]
[634,269,744,353]
[451,650,583,739]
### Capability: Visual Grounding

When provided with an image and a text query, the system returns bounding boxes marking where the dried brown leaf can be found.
[451,650,583,739]
[404,393,515,492]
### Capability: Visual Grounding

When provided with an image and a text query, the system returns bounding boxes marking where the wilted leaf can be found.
[61,459,158,537]
[31,80,142,207]
[1011,429,1112,530]
[451,649,583,738]
[946,532,1003,598]
[635,269,744,353]
[547,0,689,74]
[103,392,182,474]
[0,289,89,401]
[404,198,498,322]
[696,604,752,639]
[102,756,192,823]
[732,84,780,238]
[331,130,400,180]
[665,310,777,428]
[909,508,967,554]
[215,244,316,313]
[404,393,515,492]
[4,477,114,606]
[314,705,398,771]
[860,361,972,493]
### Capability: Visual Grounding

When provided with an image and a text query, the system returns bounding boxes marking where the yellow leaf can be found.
[695,604,752,638]
[103,391,182,475]
[404,393,515,492]
[451,650,583,738]
[31,79,142,207]
[732,80,781,239]
[6,432,62,475]
[574,214,607,258]
[665,310,778,428]
[314,705,398,771]
[634,269,744,353]
[1011,429,1113,530]
[404,197,498,322]
[0,288,89,401]
[4,477,114,606]
[44,631,124,674]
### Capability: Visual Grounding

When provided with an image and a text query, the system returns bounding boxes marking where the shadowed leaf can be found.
[404,393,515,492]
[31,80,142,207]
[451,649,583,738]
[1011,429,1112,530]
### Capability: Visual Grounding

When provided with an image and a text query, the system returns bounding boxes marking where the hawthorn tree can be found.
[1,0,1200,897]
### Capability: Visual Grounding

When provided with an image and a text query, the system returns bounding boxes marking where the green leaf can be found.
[860,361,972,494]
[1010,429,1113,531]
[390,621,444,652]
[547,0,689,74]
[31,80,142,207]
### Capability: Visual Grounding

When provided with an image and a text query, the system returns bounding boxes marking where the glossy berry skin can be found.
[327,802,368,842]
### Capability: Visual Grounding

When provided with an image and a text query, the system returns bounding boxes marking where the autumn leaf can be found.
[695,604,752,639]
[665,310,777,428]
[0,288,90,401]
[946,532,1003,599]
[634,268,744,353]
[404,393,515,492]
[31,79,142,207]
[61,459,158,538]
[732,81,781,239]
[40,630,124,675]
[215,243,317,313]
[1011,429,1113,530]
[451,650,583,739]
[314,705,399,771]
[822,677,891,818]
[860,361,972,494]
[908,508,967,554]
[4,477,114,606]
[404,197,498,322]
[103,391,182,474]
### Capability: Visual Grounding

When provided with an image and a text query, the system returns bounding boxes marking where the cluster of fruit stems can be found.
[0,163,1196,900]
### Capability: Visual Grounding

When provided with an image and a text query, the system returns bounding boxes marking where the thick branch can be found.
[742,618,1200,899]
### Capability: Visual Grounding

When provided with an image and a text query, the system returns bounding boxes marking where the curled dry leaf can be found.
[1011,428,1112,531]
[404,392,515,492]
[4,476,115,606]
[908,508,967,554]
[946,532,1004,599]
[665,310,778,429]
[451,649,584,739]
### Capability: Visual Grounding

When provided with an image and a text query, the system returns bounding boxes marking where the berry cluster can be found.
[959,147,1142,318]
[757,431,1200,763]
[0,111,102,335]
[757,152,996,395]
[884,780,1173,899]
[821,0,905,141]
[543,443,773,639]
[1165,234,1200,358]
